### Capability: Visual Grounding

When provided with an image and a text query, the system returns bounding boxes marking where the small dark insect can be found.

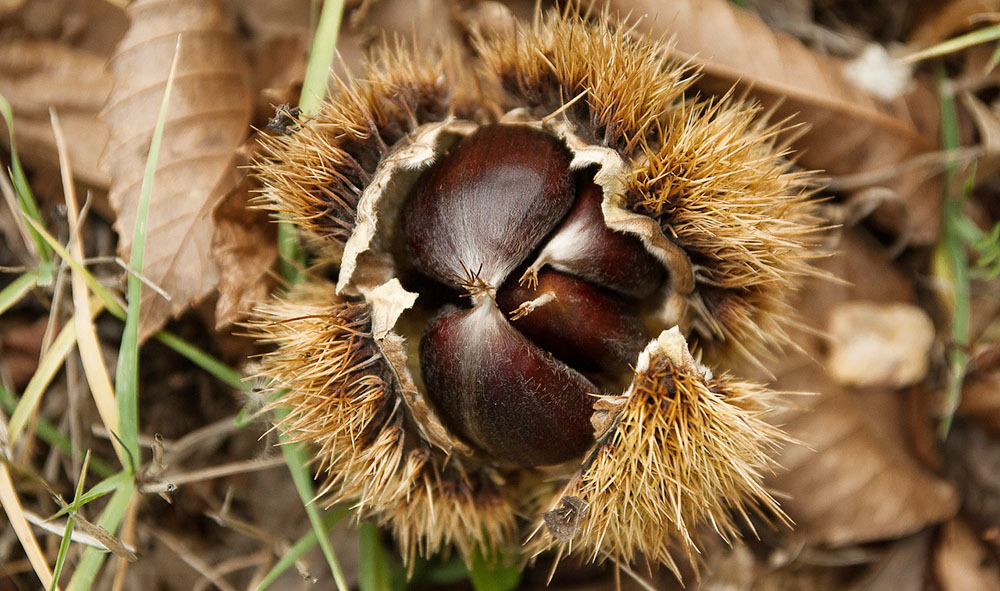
[267,104,301,135]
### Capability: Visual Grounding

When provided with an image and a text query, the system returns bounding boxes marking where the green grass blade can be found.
[0,270,37,317]
[50,453,93,590]
[279,429,349,591]
[359,522,392,591]
[115,35,182,466]
[255,506,350,590]
[0,92,52,265]
[937,69,972,437]
[50,517,75,591]
[65,480,134,591]
[905,24,1000,63]
[299,0,344,117]
[270,4,352,588]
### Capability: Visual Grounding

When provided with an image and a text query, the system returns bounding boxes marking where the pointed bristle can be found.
[247,278,517,565]
[254,39,480,242]
[384,453,519,565]
[477,10,695,153]
[628,98,822,362]
[531,331,788,575]
[245,279,395,475]
[321,436,519,566]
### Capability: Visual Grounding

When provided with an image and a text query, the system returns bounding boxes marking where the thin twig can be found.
[139,456,286,494]
[21,509,137,554]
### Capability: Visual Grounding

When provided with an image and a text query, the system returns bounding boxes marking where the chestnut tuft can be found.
[252,7,821,576]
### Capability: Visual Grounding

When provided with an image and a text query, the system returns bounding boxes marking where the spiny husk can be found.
[628,99,822,363]
[382,449,519,565]
[246,278,517,562]
[250,6,819,574]
[246,279,394,476]
[529,328,789,576]
[254,40,484,243]
[477,7,694,154]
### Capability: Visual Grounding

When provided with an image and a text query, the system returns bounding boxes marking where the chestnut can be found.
[496,268,649,376]
[520,178,665,298]
[420,304,597,467]
[402,124,575,292]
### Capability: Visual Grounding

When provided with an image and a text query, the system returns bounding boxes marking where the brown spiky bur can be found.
[247,5,823,578]
[478,12,821,363]
[245,279,394,476]
[529,327,790,575]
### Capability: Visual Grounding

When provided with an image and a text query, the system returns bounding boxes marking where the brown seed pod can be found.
[249,6,819,578]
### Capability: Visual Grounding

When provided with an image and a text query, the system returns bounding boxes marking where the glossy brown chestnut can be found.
[496,268,649,376]
[402,125,575,290]
[421,304,597,467]
[522,178,664,298]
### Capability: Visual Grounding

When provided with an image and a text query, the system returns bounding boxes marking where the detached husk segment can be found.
[249,7,819,577]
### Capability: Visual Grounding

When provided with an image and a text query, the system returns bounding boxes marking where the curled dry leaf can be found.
[826,301,935,388]
[211,144,277,329]
[770,369,959,545]
[766,232,958,545]
[934,518,1000,591]
[102,0,252,341]
[0,39,111,187]
[607,0,942,243]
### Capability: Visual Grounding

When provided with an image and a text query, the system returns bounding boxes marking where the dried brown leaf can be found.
[211,144,277,329]
[770,369,959,545]
[766,232,958,545]
[934,519,1000,591]
[102,0,252,341]
[606,0,942,243]
[770,371,959,545]
[0,39,112,187]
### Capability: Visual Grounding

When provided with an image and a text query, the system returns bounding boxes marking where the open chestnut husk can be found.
[249,6,820,580]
